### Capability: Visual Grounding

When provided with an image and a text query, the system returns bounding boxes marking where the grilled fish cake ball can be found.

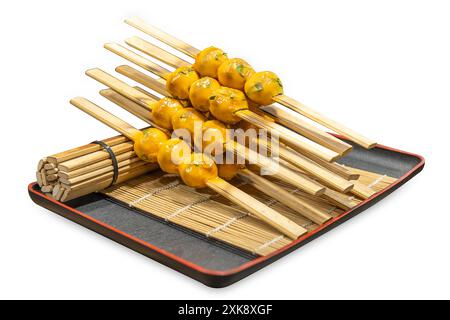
[189,77,221,112]
[133,128,169,162]
[151,97,184,130]
[193,46,228,78]
[157,138,191,174]
[171,108,207,137]
[166,66,199,100]
[244,71,284,106]
[209,87,249,125]
[218,58,255,90]
[178,153,218,188]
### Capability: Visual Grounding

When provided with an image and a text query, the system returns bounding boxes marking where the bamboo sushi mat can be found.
[101,168,396,256]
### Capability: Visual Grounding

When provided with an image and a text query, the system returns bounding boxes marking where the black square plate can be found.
[29,141,425,287]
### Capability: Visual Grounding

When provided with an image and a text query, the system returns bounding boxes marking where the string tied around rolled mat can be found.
[91,140,120,187]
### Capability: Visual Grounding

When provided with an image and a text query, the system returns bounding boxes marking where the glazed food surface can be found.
[157,138,191,174]
[217,164,241,181]
[202,120,228,155]
[189,77,221,112]
[134,128,169,162]
[244,71,284,106]
[152,97,184,130]
[166,66,199,100]
[171,107,207,137]
[218,58,255,90]
[209,87,249,124]
[178,153,219,188]
[194,46,228,78]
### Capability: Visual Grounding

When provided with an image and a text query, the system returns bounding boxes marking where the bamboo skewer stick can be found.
[302,151,360,181]
[116,65,168,96]
[125,17,377,149]
[260,105,353,155]
[272,96,377,149]
[104,43,341,162]
[237,169,331,224]
[70,96,307,239]
[125,17,201,57]
[280,158,375,200]
[126,36,191,69]
[258,138,353,192]
[85,68,155,112]
[205,177,306,239]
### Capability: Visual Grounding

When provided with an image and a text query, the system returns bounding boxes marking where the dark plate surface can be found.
[29,141,425,287]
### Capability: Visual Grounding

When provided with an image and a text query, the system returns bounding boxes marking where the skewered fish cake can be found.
[218,58,255,90]
[166,66,199,100]
[209,87,249,124]
[189,77,221,112]
[245,71,284,106]
[193,46,228,78]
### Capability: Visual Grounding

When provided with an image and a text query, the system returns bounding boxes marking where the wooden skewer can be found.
[236,109,340,162]
[100,88,153,124]
[104,44,341,162]
[304,151,360,180]
[70,97,307,239]
[273,96,377,149]
[126,36,191,69]
[257,138,353,193]
[225,141,325,196]
[206,177,307,239]
[116,64,168,96]
[237,169,331,224]
[280,158,374,200]
[260,105,352,155]
[92,69,326,196]
[116,65,168,96]
[85,68,155,112]
[105,43,171,78]
[125,17,201,57]
[125,17,377,149]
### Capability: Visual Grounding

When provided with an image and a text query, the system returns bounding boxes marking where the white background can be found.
[0,0,448,299]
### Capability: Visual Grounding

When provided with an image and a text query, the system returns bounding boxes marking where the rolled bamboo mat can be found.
[36,132,158,202]
[102,167,396,256]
